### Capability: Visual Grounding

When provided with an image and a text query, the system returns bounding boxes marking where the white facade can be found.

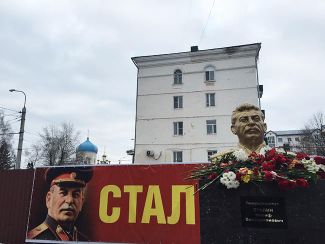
[76,151,97,164]
[132,44,262,164]
[265,130,304,152]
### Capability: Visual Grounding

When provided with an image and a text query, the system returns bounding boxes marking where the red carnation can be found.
[255,154,265,164]
[296,178,309,188]
[278,179,296,190]
[275,154,287,164]
[236,172,241,180]
[262,162,275,171]
[208,173,217,180]
[296,152,309,160]
[265,148,276,160]
[263,171,274,181]
[314,156,325,165]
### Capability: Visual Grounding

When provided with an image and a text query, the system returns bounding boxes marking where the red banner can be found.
[26,164,201,243]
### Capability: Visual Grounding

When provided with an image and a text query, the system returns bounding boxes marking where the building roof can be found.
[131,43,261,68]
[267,130,305,136]
[76,137,98,153]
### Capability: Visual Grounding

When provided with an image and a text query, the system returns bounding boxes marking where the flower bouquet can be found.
[189,147,325,191]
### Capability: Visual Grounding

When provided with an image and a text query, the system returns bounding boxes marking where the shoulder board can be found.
[27,223,48,239]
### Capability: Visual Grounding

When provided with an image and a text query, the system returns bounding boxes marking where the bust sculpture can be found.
[191,103,325,191]
[230,103,267,155]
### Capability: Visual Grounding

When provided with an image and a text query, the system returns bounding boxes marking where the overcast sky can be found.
[0,0,324,167]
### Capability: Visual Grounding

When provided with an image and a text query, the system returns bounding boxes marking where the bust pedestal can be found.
[199,180,325,244]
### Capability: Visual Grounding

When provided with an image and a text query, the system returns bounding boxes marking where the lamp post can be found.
[9,89,26,169]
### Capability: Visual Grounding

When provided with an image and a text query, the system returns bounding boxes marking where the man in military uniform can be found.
[27,167,93,241]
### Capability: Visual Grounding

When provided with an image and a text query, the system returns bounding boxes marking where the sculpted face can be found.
[46,185,84,225]
[231,109,266,145]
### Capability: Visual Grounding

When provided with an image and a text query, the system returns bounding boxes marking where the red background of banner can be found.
[28,164,201,244]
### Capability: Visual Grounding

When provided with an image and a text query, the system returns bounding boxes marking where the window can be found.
[206,93,215,107]
[205,66,215,81]
[173,122,183,135]
[206,120,217,134]
[295,137,300,142]
[173,151,183,162]
[278,137,283,143]
[288,138,292,142]
[267,136,275,147]
[174,69,182,84]
[207,150,218,160]
[173,96,183,109]
[267,136,275,144]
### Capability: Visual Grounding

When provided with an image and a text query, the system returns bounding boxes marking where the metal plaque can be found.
[241,196,287,229]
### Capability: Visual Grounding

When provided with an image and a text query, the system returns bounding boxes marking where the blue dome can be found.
[77,137,98,153]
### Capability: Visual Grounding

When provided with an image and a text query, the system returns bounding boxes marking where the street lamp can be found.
[9,89,26,169]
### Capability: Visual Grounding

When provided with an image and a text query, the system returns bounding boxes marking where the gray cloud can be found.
[0,0,324,166]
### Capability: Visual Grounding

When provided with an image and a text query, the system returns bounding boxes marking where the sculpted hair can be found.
[231,103,264,125]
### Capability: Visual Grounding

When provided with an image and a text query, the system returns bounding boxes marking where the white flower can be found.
[271,171,277,177]
[220,171,240,189]
[227,171,237,180]
[276,148,285,154]
[220,177,230,185]
[306,165,319,173]
[319,164,325,172]
[233,149,248,161]
[286,152,297,157]
[225,180,239,189]
[302,158,320,173]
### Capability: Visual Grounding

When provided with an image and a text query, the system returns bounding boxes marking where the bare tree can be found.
[28,122,80,166]
[26,144,41,168]
[301,112,325,156]
[0,111,15,169]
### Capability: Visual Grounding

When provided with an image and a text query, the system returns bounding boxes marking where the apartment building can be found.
[265,130,304,151]
[132,43,262,164]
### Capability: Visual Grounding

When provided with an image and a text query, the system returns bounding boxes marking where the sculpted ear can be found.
[231,125,237,135]
[263,122,267,133]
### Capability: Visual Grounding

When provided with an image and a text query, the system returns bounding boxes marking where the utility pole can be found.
[17,106,26,168]
[9,89,26,169]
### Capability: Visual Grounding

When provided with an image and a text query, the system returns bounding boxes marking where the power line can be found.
[0,106,20,113]
[6,117,21,123]
[199,0,216,44]
[1,111,20,117]
[7,120,21,126]
[0,132,20,136]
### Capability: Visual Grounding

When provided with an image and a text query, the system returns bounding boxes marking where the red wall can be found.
[0,169,34,243]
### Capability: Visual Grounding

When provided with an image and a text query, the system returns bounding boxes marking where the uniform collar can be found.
[45,215,77,241]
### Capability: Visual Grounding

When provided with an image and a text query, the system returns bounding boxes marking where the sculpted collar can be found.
[237,142,266,155]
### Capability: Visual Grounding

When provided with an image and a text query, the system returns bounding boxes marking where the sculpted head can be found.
[231,103,267,149]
